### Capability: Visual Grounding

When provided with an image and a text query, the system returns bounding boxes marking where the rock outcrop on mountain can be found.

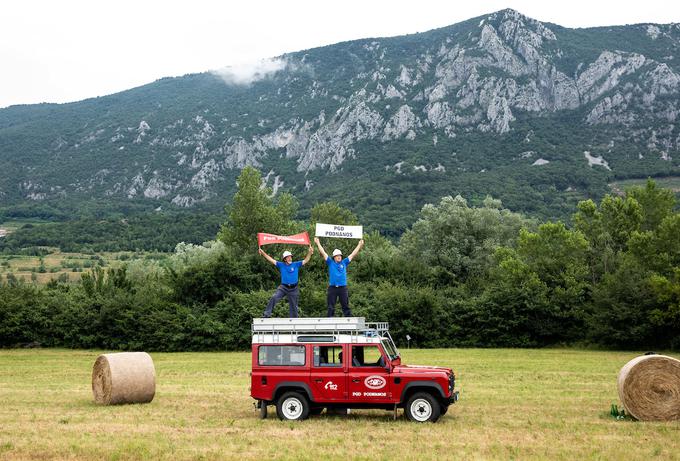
[0,9,679,224]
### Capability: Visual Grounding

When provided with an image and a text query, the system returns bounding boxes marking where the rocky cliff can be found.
[1,9,679,228]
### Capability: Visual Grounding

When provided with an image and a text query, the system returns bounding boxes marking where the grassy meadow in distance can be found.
[1,349,679,460]
[0,250,168,284]
[609,175,680,195]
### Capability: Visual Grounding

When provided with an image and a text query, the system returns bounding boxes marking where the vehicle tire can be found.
[276,392,310,421]
[405,392,441,423]
[440,404,448,416]
[259,401,268,419]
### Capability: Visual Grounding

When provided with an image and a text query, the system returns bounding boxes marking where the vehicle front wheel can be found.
[405,392,441,423]
[276,392,310,421]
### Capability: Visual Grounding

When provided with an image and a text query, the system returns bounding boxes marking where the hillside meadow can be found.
[0,250,169,285]
[0,348,678,460]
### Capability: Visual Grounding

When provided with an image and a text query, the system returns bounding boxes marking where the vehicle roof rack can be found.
[251,317,392,344]
[253,317,369,332]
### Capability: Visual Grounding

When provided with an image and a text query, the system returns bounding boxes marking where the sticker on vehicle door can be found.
[364,375,386,389]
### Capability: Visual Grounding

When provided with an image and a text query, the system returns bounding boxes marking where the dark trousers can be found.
[327,285,351,317]
[264,285,299,318]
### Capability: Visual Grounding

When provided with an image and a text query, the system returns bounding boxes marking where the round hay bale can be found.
[92,352,156,405]
[617,354,680,421]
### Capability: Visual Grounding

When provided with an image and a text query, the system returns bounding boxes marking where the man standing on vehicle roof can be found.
[314,237,364,317]
[259,246,313,318]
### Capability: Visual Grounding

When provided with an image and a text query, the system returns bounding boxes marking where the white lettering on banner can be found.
[315,223,363,239]
[261,235,307,243]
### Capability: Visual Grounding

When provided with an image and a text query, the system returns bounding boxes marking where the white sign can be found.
[315,223,363,239]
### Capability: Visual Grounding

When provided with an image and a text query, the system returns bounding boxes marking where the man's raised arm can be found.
[302,245,314,265]
[348,239,365,261]
[258,247,277,265]
[314,237,329,260]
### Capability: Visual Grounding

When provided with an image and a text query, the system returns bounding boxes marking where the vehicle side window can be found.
[313,346,343,367]
[351,346,384,367]
[258,345,306,366]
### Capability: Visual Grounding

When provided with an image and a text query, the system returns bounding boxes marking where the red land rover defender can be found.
[250,317,459,422]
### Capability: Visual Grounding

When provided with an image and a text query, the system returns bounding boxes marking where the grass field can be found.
[0,251,168,284]
[0,348,678,460]
[609,176,680,195]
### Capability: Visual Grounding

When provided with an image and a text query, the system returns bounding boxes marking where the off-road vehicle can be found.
[250,317,458,422]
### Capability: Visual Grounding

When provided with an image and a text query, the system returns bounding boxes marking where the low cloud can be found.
[212,57,287,85]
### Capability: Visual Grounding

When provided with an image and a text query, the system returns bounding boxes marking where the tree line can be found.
[1,167,678,351]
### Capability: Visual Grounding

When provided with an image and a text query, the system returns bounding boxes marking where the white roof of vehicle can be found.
[252,317,367,332]
[252,333,385,345]
[251,317,391,345]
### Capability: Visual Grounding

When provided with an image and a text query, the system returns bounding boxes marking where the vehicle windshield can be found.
[381,333,400,360]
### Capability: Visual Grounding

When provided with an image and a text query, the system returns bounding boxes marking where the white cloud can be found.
[212,57,287,85]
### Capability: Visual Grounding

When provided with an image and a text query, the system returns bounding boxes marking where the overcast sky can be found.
[2,0,679,109]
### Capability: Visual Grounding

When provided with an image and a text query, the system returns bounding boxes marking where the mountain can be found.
[1,9,680,234]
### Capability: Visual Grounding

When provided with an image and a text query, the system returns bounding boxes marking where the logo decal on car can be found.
[364,375,386,389]
[324,381,338,390]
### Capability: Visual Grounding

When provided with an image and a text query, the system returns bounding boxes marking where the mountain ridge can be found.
[1,9,679,233]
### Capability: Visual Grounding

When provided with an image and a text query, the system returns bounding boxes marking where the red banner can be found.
[257,231,310,246]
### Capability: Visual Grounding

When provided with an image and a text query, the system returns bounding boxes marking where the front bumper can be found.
[449,390,460,404]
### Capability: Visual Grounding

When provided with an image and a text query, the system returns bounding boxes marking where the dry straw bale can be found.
[618,354,680,421]
[92,352,156,405]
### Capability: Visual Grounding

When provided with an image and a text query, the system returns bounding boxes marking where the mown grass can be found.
[609,176,680,194]
[0,348,678,460]
[0,251,168,284]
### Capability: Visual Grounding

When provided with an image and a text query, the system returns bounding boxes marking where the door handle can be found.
[314,378,323,383]
[352,378,361,383]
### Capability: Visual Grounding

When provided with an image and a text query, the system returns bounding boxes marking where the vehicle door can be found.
[254,344,308,400]
[348,345,391,403]
[310,344,347,401]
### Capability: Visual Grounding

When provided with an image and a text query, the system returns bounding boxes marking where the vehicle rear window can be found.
[258,345,306,366]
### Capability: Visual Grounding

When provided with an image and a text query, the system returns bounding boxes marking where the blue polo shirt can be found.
[326,256,351,286]
[276,260,303,285]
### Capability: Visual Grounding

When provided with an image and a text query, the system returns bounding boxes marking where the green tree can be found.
[627,179,676,232]
[516,223,590,340]
[600,195,643,251]
[589,255,658,349]
[648,269,680,349]
[399,195,530,283]
[464,254,550,346]
[217,167,298,253]
[309,201,358,227]
[574,195,642,282]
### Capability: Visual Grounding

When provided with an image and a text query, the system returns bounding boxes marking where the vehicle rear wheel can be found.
[259,401,268,419]
[405,392,441,423]
[276,392,310,421]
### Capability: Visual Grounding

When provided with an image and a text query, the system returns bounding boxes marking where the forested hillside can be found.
[2,168,678,351]
[1,9,680,237]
